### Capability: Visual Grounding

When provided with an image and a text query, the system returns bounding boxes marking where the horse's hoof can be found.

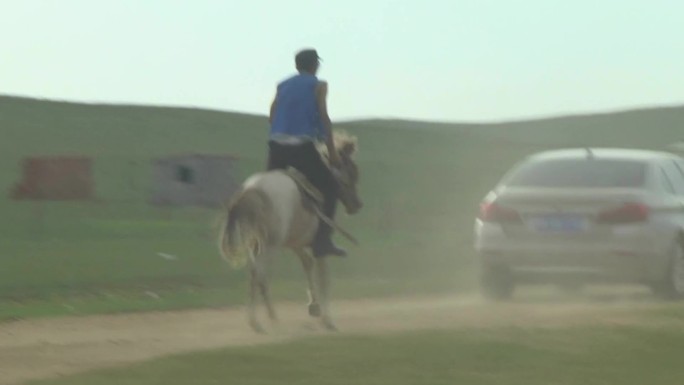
[322,319,338,332]
[308,303,322,318]
[302,322,317,332]
[249,320,267,335]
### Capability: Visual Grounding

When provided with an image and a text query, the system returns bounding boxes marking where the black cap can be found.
[295,49,322,71]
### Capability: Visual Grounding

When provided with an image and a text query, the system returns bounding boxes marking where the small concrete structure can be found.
[149,154,239,208]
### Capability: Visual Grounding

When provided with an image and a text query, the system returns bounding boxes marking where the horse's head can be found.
[331,133,363,215]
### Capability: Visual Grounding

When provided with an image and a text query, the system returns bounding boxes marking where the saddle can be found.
[283,167,324,212]
[281,167,359,246]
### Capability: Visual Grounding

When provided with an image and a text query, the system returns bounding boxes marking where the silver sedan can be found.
[474,148,684,300]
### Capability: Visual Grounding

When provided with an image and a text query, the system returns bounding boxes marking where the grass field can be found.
[2,95,684,319]
[3,96,684,385]
[28,311,684,385]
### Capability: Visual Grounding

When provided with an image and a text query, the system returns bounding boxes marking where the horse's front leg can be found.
[315,257,337,331]
[296,249,320,317]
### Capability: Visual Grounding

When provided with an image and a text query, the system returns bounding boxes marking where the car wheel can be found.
[480,265,515,301]
[651,239,684,300]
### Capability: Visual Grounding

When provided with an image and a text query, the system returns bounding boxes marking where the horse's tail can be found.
[219,188,272,269]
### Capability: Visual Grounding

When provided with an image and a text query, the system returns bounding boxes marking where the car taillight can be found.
[479,202,521,223]
[597,203,649,224]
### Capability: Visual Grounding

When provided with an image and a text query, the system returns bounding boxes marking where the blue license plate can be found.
[529,215,587,233]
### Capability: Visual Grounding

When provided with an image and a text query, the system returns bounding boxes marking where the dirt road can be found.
[0,294,665,385]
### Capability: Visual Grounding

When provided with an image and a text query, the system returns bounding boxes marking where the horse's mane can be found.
[318,130,358,158]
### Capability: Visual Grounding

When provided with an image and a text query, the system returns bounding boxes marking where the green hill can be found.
[1,95,683,319]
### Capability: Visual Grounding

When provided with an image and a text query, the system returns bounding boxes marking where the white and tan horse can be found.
[218,132,362,332]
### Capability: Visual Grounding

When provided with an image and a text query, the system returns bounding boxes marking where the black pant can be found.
[266,141,338,247]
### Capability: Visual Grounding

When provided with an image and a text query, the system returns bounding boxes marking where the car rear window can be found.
[504,159,647,188]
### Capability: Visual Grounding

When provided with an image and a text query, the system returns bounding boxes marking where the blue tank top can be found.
[270,73,324,141]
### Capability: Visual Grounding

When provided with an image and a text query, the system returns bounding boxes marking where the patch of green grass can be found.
[30,325,684,385]
[0,270,468,322]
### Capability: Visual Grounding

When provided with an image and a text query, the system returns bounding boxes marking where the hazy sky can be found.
[2,0,683,122]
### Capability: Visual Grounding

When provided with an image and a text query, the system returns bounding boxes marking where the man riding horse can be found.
[219,49,361,332]
[267,48,347,258]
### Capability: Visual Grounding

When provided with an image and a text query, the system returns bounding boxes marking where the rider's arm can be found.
[316,81,341,166]
[268,93,277,124]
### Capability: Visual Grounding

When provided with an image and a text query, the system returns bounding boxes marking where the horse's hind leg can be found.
[257,247,278,323]
[248,265,265,334]
[295,249,320,317]
[261,279,277,323]
[315,257,337,331]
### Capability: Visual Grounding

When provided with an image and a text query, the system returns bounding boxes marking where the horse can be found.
[218,131,362,332]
